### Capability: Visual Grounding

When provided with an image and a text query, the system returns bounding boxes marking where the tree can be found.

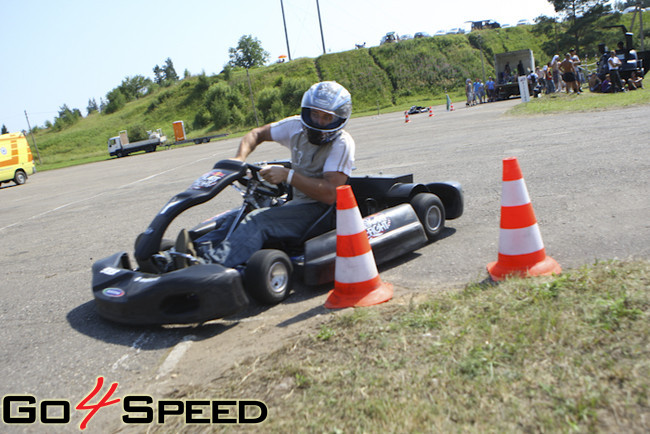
[228,35,270,69]
[1,124,8,134]
[87,98,99,115]
[228,35,269,127]
[153,58,179,86]
[548,0,612,51]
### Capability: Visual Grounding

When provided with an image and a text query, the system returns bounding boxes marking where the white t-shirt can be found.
[270,116,355,203]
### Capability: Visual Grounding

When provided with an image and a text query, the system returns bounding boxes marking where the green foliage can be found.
[52,104,82,131]
[1,124,8,134]
[104,88,126,114]
[204,81,246,130]
[318,50,393,108]
[153,58,179,86]
[256,87,283,123]
[228,34,269,69]
[29,11,650,167]
[126,124,148,142]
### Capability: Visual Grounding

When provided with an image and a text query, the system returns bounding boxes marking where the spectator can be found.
[550,55,561,92]
[473,79,482,104]
[570,48,582,87]
[627,70,644,90]
[588,73,602,92]
[517,60,525,76]
[607,50,624,92]
[560,53,580,94]
[601,74,612,93]
[466,78,474,107]
[486,77,496,102]
[544,65,555,94]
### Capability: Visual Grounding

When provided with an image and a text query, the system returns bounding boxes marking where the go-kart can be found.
[408,106,430,115]
[91,159,463,325]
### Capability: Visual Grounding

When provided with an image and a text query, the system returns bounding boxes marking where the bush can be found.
[257,87,284,123]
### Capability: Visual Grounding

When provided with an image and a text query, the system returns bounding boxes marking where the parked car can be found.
[434,30,446,36]
[447,28,465,35]
[516,19,531,26]
[380,31,399,45]
[414,32,430,38]
[623,6,645,13]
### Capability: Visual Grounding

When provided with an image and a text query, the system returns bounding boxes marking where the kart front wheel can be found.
[411,193,445,241]
[245,249,293,304]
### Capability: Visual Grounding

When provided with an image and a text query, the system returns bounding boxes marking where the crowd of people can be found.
[465,44,643,106]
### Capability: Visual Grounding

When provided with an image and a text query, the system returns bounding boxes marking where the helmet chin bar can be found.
[304,125,341,145]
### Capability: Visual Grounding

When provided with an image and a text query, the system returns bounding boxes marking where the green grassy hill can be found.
[27,11,649,169]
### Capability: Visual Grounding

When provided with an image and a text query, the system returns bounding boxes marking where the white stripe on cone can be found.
[336,207,365,236]
[335,251,378,283]
[498,224,545,255]
[501,179,530,207]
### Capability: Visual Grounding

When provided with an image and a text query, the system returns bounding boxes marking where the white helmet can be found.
[300,81,352,145]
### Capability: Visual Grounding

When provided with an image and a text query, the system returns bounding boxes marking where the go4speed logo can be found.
[2,376,268,430]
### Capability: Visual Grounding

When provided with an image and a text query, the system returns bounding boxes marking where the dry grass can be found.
[150,260,650,432]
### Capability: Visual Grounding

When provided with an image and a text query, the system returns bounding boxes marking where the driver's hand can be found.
[259,165,288,185]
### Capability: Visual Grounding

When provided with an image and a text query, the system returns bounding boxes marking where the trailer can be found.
[108,129,166,158]
[171,120,227,146]
[494,49,535,100]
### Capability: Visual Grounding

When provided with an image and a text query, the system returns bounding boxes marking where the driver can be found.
[175,81,355,269]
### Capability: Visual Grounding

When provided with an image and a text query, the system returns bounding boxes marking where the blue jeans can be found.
[196,201,332,268]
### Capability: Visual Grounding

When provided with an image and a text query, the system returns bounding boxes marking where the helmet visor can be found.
[301,107,346,132]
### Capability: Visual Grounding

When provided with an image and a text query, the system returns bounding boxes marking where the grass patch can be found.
[156,260,650,432]
[509,87,650,115]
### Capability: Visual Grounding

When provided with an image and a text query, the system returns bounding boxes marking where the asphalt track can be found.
[1,99,648,430]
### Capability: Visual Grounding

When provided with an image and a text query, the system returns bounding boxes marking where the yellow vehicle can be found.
[0,132,36,186]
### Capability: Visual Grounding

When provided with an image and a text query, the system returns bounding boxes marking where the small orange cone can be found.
[325,185,393,309]
[450,103,455,111]
[428,106,434,117]
[487,157,561,281]
[404,111,410,123]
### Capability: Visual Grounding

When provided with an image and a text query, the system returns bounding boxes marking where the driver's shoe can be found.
[174,229,198,269]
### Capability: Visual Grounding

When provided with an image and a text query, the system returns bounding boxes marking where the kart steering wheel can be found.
[239,163,287,197]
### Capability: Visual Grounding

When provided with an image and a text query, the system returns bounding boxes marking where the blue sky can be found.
[1,0,559,130]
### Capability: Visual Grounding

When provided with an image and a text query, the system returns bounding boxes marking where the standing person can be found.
[569,48,582,88]
[607,50,624,92]
[544,65,555,94]
[560,53,580,94]
[486,76,496,102]
[550,55,561,92]
[473,79,481,105]
[466,78,474,106]
[175,81,355,269]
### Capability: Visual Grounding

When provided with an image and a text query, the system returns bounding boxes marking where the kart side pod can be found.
[302,203,427,286]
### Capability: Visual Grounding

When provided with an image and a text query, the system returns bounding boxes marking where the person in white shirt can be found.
[176,81,355,268]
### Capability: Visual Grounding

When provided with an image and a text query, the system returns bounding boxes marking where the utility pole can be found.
[24,110,42,164]
[280,0,292,61]
[316,0,326,54]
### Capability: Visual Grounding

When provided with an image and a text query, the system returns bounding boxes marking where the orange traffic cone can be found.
[428,106,434,117]
[450,103,455,111]
[325,185,393,309]
[404,111,410,123]
[487,157,561,281]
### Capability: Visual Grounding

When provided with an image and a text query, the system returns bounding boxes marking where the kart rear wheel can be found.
[245,249,293,304]
[411,193,445,241]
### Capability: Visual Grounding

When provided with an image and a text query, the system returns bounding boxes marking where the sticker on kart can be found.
[192,171,228,190]
[364,214,392,239]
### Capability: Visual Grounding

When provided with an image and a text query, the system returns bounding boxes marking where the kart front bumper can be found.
[92,252,249,325]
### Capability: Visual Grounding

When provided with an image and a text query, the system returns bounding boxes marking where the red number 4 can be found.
[75,376,121,430]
